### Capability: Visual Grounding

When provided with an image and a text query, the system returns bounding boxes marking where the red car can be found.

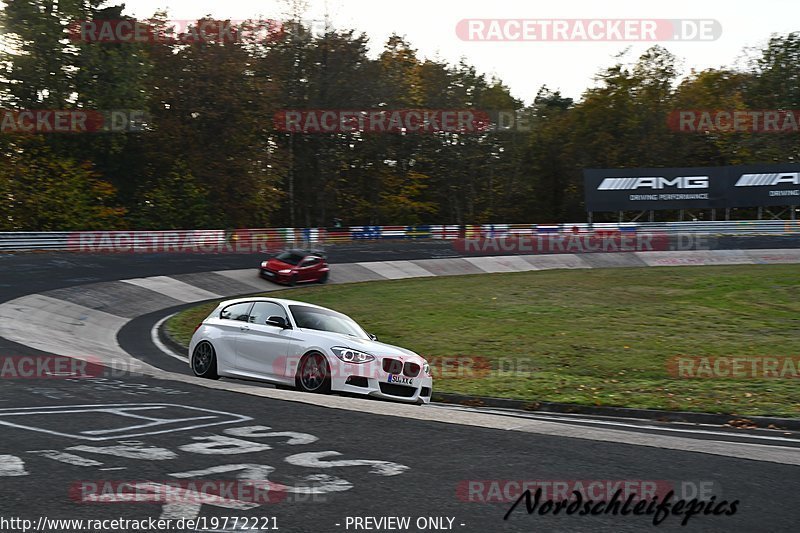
[260,249,330,286]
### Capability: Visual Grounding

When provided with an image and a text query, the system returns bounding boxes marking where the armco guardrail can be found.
[2,221,800,252]
[0,226,462,252]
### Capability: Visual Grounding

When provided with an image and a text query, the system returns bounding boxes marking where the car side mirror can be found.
[368,333,378,341]
[266,316,289,329]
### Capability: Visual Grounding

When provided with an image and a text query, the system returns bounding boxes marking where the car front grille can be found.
[379,382,416,398]
[404,362,420,377]
[383,358,421,377]
[382,358,403,374]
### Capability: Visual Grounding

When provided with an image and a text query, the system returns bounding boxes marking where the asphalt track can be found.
[1,241,799,533]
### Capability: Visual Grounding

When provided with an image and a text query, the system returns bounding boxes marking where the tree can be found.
[140,17,285,228]
[0,143,125,230]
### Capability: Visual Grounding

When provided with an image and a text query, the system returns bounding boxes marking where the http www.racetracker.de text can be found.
[0,516,279,532]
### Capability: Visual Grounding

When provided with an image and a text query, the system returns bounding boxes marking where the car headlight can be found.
[332,347,375,363]
[261,261,268,268]
[278,269,292,274]
[423,363,431,376]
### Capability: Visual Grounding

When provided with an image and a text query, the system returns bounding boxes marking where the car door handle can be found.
[240,325,250,331]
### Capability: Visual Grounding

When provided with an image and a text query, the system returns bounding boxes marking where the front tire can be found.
[289,274,298,287]
[192,341,219,379]
[295,352,331,394]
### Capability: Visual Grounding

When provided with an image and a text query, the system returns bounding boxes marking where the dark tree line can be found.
[1,1,798,230]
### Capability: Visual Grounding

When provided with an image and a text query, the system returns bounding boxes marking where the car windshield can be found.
[289,305,369,339]
[275,252,305,265]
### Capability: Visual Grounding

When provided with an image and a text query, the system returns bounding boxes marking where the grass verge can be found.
[167,265,800,417]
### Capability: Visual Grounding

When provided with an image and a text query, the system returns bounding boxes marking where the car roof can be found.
[217,296,330,311]
[282,248,326,258]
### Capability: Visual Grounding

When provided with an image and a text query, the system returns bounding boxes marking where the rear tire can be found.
[191,341,219,379]
[295,352,331,394]
[318,271,329,284]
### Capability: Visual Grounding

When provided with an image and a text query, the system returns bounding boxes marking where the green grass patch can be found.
[168,265,800,417]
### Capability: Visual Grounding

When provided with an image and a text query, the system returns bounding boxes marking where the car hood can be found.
[266,258,295,270]
[296,328,427,363]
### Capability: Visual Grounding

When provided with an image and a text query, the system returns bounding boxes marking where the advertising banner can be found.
[584,163,800,211]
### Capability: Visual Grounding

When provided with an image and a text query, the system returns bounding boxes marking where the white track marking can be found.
[355,260,432,279]
[178,435,272,455]
[284,451,409,476]
[0,403,252,441]
[431,405,800,444]
[223,425,318,445]
[137,347,800,466]
[168,464,277,479]
[28,449,103,466]
[4,256,800,465]
[169,463,353,495]
[0,455,28,476]
[152,314,189,362]
[0,294,130,362]
[120,276,220,303]
[159,503,202,520]
[82,482,259,520]
[68,444,177,461]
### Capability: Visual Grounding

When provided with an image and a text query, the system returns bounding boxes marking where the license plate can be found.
[263,271,274,277]
[388,374,413,386]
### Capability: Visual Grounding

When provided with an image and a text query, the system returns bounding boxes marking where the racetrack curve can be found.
[1,242,800,533]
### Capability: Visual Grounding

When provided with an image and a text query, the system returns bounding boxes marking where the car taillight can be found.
[193,322,203,333]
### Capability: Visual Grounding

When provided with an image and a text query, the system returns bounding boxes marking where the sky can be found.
[120,0,799,103]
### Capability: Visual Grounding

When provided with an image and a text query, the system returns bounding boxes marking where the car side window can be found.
[220,302,252,322]
[249,301,288,325]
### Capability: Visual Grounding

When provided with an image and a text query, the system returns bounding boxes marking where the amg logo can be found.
[597,176,709,191]
[735,173,800,187]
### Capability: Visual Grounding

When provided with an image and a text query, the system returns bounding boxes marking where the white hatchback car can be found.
[189,297,433,404]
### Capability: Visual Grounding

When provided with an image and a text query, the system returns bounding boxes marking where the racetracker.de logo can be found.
[456,19,721,42]
[0,110,147,134]
[70,480,287,504]
[668,356,800,379]
[668,110,800,133]
[456,480,721,503]
[0,356,93,379]
[273,109,492,134]
[0,356,144,379]
[269,355,498,380]
[68,19,284,44]
[67,230,286,254]
[453,233,670,254]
